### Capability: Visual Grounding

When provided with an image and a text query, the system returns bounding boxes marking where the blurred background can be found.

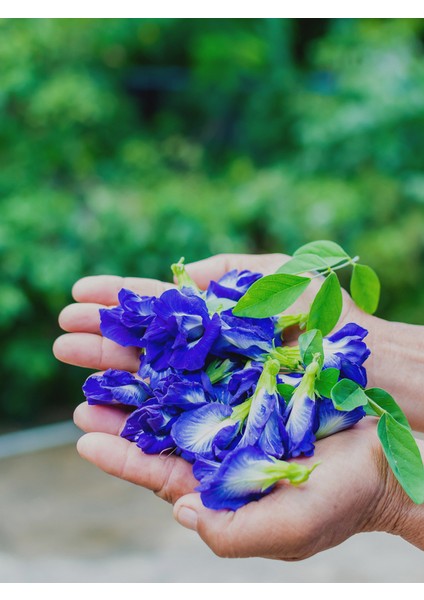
[1,18,424,582]
[2,17,424,429]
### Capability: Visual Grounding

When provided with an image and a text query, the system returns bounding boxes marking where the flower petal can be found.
[192,457,221,484]
[238,389,276,448]
[315,398,365,439]
[257,408,288,458]
[214,313,276,360]
[99,307,145,347]
[171,403,237,460]
[285,392,316,458]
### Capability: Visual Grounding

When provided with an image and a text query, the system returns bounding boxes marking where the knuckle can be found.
[154,456,182,504]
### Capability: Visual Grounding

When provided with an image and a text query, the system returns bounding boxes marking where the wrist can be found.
[362,313,424,432]
[372,436,424,550]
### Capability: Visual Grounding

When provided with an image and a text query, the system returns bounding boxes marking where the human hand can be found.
[53,252,424,558]
[72,401,424,558]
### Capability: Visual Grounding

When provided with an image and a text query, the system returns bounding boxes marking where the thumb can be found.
[173,491,287,559]
[173,492,241,558]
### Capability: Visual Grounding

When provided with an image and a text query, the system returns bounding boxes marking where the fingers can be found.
[186,253,287,289]
[53,333,140,371]
[58,255,289,356]
[59,303,104,334]
[74,402,130,436]
[72,275,174,305]
[70,256,287,305]
[77,432,197,504]
[57,275,174,372]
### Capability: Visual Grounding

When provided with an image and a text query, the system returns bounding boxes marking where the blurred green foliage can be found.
[2,18,424,428]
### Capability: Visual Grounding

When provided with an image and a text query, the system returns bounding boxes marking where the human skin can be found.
[53,253,424,558]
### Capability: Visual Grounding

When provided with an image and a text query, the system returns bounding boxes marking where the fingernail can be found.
[176,506,198,531]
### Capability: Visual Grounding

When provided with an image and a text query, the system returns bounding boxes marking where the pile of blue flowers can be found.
[82,258,371,510]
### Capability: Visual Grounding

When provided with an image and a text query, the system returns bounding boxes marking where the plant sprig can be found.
[233,239,380,324]
[331,380,424,504]
[233,239,423,505]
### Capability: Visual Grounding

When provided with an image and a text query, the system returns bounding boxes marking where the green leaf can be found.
[331,378,369,411]
[378,413,424,504]
[315,368,340,398]
[365,388,411,430]
[299,329,323,368]
[233,274,311,318]
[307,272,343,336]
[294,240,350,268]
[276,254,329,275]
[277,383,296,403]
[350,263,381,314]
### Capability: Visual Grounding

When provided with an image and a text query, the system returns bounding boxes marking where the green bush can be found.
[1,18,424,428]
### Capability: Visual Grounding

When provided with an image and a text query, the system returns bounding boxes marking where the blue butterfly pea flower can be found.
[206,269,262,306]
[120,399,179,454]
[256,408,288,458]
[137,354,175,387]
[171,403,240,461]
[235,359,288,459]
[143,288,221,371]
[156,372,210,410]
[213,312,277,361]
[197,446,317,510]
[323,323,370,386]
[227,363,263,404]
[284,359,321,458]
[82,369,152,407]
[99,289,155,347]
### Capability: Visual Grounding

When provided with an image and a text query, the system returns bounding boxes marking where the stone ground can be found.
[1,429,423,583]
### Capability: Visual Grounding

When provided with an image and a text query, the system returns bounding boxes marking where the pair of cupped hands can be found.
[53,253,424,560]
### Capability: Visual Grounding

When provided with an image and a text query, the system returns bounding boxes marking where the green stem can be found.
[310,256,360,280]
[276,312,309,333]
[367,398,386,417]
[230,396,253,425]
[171,257,199,290]
[269,345,302,370]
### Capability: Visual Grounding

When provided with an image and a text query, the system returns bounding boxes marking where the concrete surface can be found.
[0,439,423,583]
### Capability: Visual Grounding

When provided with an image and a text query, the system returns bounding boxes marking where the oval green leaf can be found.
[294,240,350,265]
[350,263,381,314]
[307,272,343,336]
[365,388,411,430]
[277,383,296,404]
[233,274,311,318]
[315,368,340,398]
[378,413,424,504]
[299,329,323,368]
[331,378,369,411]
[276,254,329,275]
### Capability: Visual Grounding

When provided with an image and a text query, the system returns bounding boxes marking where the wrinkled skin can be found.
[53,253,424,559]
